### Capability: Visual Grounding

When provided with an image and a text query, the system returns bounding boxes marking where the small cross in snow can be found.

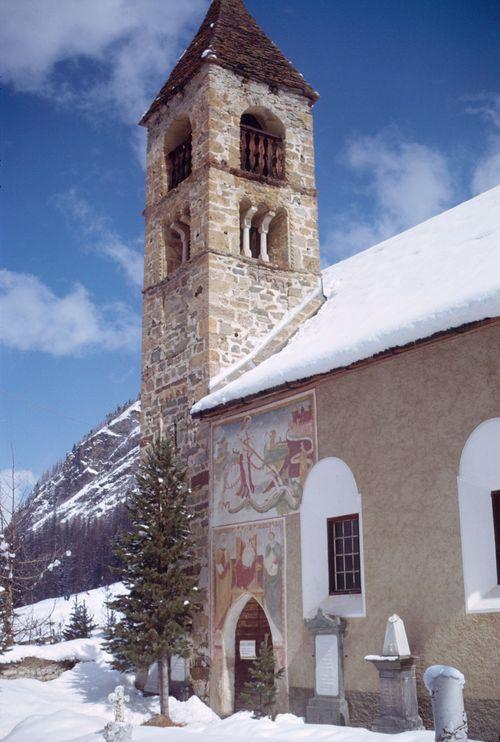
[108,685,130,723]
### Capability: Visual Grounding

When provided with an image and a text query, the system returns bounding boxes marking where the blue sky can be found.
[1,0,499,491]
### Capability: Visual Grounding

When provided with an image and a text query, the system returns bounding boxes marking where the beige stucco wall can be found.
[206,321,499,736]
[289,321,500,735]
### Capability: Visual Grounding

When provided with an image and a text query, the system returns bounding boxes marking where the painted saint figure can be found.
[263,529,282,633]
[234,534,259,590]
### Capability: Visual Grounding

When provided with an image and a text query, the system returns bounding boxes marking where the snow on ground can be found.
[1,586,442,741]
[12,583,127,644]
[0,635,107,665]
[0,633,217,740]
[0,635,439,742]
[193,185,500,413]
[0,635,438,742]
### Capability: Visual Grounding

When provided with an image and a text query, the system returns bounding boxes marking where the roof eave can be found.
[191,315,499,420]
[140,58,319,127]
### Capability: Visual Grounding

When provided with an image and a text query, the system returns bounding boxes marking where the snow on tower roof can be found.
[193,185,500,414]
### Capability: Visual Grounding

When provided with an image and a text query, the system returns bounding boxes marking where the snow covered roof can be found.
[193,185,500,414]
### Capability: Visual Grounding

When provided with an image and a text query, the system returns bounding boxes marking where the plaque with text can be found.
[239,640,257,660]
[315,634,339,696]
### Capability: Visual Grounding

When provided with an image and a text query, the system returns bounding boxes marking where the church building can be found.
[139,1,500,738]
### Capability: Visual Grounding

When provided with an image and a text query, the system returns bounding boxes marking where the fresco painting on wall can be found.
[212,393,317,526]
[212,519,285,643]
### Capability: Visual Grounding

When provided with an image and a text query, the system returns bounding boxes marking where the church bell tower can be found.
[140,0,321,675]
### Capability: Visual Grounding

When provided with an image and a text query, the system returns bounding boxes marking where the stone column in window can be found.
[258,211,275,263]
[241,205,257,257]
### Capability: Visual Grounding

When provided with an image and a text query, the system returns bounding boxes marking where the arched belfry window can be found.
[165,116,192,191]
[240,109,285,181]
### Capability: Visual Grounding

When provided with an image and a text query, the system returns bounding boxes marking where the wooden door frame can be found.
[234,598,272,710]
[218,591,283,715]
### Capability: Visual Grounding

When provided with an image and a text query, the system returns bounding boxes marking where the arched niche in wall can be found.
[268,208,289,268]
[301,457,366,618]
[458,418,500,613]
[163,224,183,277]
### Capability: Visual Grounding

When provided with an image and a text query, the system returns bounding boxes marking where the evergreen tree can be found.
[104,436,199,721]
[239,635,284,720]
[62,598,96,640]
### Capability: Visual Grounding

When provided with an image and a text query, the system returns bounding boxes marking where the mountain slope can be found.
[25,399,140,531]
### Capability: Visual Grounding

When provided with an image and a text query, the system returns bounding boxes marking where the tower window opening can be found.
[239,224,262,260]
[249,226,260,259]
[168,134,192,190]
[240,112,284,181]
[165,115,192,191]
[240,202,276,263]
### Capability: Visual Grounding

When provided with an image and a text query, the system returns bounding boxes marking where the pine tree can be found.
[104,436,199,721]
[239,635,284,720]
[63,598,96,640]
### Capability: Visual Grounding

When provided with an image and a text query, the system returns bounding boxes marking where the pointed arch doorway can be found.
[234,598,272,710]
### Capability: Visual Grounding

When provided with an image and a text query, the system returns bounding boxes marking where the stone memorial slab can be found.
[315,634,339,697]
[305,609,349,726]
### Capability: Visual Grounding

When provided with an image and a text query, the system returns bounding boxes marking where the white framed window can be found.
[301,457,365,618]
[458,418,500,613]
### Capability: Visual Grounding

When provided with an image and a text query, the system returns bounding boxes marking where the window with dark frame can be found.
[327,513,361,595]
[492,490,500,585]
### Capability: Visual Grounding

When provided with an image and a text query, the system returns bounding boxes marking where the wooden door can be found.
[234,599,272,710]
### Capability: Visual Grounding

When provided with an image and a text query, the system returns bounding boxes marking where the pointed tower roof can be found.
[141,0,318,124]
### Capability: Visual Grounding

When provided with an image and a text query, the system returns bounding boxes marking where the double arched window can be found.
[239,199,288,266]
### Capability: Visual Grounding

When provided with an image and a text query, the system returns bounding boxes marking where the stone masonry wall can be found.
[206,252,320,378]
[141,57,321,674]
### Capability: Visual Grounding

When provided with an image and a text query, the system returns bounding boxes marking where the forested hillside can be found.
[14,399,140,605]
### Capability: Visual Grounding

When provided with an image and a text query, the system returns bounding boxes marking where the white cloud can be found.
[472,141,500,195]
[0,0,206,160]
[0,269,140,356]
[56,189,143,288]
[465,93,500,195]
[324,130,455,262]
[464,92,500,129]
